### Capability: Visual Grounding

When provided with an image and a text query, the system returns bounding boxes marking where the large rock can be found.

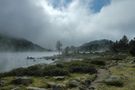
[0,79,5,86]
[52,84,66,90]
[104,75,124,87]
[82,79,91,86]
[46,82,66,90]
[11,77,33,85]
[67,79,80,88]
[130,60,135,64]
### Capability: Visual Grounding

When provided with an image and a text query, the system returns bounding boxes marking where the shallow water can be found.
[0,52,58,72]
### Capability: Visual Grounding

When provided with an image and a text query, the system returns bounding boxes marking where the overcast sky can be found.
[0,0,135,48]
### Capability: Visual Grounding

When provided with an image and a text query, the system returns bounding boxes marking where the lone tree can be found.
[56,40,62,55]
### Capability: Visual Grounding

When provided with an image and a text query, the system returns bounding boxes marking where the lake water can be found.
[0,52,58,72]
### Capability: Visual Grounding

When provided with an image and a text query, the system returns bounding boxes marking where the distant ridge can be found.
[0,34,47,51]
[79,39,113,52]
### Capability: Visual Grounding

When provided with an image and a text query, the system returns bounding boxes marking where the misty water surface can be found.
[0,52,58,72]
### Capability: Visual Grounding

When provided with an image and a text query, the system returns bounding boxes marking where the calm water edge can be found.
[0,52,58,72]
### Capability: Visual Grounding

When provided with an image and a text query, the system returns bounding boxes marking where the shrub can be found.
[0,72,8,77]
[56,63,64,68]
[25,65,43,76]
[90,60,106,66]
[130,47,135,56]
[43,67,69,76]
[111,54,127,61]
[69,65,97,74]
[65,60,97,74]
[11,77,33,86]
[7,68,27,76]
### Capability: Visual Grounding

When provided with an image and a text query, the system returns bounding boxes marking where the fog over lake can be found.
[0,52,58,72]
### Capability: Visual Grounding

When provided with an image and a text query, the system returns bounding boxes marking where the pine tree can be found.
[111,35,129,53]
[129,38,135,56]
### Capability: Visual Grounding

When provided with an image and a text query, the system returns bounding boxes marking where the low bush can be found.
[6,68,27,76]
[69,65,97,74]
[67,61,97,74]
[130,47,135,56]
[90,60,106,66]
[11,77,33,86]
[43,67,69,76]
[25,65,43,76]
[56,63,64,68]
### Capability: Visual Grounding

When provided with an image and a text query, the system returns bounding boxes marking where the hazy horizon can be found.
[0,0,135,49]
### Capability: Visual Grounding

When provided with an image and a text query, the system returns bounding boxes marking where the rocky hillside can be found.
[0,34,47,51]
[79,39,113,52]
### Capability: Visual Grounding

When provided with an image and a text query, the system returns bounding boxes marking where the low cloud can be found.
[0,0,135,48]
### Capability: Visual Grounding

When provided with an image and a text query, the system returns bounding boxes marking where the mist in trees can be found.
[111,35,129,52]
[56,41,62,55]
[110,35,135,56]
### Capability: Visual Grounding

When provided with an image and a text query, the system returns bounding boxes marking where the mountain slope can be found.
[79,39,113,52]
[0,34,47,51]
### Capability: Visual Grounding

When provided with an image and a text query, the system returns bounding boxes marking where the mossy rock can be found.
[67,79,80,88]
[11,77,33,86]
[104,75,124,87]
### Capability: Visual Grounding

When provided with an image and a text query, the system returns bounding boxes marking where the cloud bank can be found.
[0,0,135,48]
